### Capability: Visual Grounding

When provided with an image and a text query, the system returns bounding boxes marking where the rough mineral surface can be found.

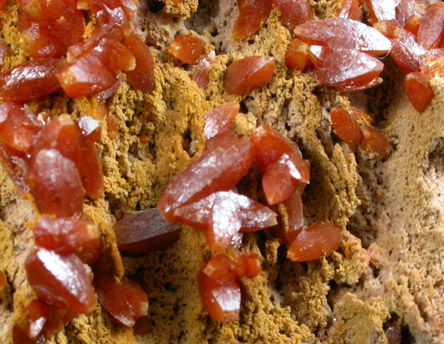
[1,0,444,343]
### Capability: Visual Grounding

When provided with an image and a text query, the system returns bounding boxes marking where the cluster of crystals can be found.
[6,112,104,343]
[233,0,443,113]
[12,0,156,101]
[0,0,159,341]
[168,34,276,95]
[155,102,342,321]
[4,0,440,336]
[330,106,389,158]
[367,1,444,113]
[286,0,444,113]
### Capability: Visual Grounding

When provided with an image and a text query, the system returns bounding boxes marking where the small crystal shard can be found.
[203,102,239,140]
[124,33,156,93]
[287,222,342,262]
[197,255,241,322]
[95,273,148,327]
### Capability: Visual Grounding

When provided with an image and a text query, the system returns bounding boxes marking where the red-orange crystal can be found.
[232,0,272,40]
[174,191,277,232]
[404,71,435,113]
[280,184,305,244]
[417,3,444,50]
[57,53,117,98]
[294,18,392,56]
[197,255,241,322]
[168,35,206,64]
[157,137,256,222]
[361,126,390,158]
[206,192,243,252]
[34,217,99,254]
[312,48,384,92]
[31,114,81,166]
[367,0,398,23]
[26,248,96,315]
[330,107,363,149]
[0,59,64,101]
[0,270,6,295]
[193,50,215,89]
[114,208,181,253]
[25,149,84,217]
[250,124,310,183]
[396,0,416,28]
[124,33,156,93]
[287,222,342,262]
[232,253,262,278]
[76,238,103,266]
[285,38,310,71]
[338,0,360,21]
[224,56,275,95]
[76,133,104,199]
[261,155,303,205]
[390,30,427,74]
[273,0,314,33]
[12,299,47,344]
[95,273,148,327]
[0,102,42,153]
[203,102,239,140]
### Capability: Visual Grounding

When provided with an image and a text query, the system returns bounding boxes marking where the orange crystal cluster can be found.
[2,0,441,337]
[0,0,158,341]
[156,102,342,321]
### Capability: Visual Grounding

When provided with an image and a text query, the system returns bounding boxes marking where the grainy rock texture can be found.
[0,0,443,343]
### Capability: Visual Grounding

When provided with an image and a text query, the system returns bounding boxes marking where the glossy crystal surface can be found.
[330,107,363,149]
[285,38,310,71]
[193,50,215,89]
[312,48,384,92]
[287,222,342,262]
[0,102,42,153]
[250,124,310,183]
[203,102,239,140]
[34,217,99,254]
[390,30,427,74]
[168,35,206,64]
[95,273,148,327]
[26,248,96,314]
[224,56,275,95]
[361,126,390,158]
[294,18,391,56]
[174,191,277,232]
[25,149,84,217]
[124,33,156,93]
[417,3,444,50]
[59,52,117,98]
[404,71,434,113]
[197,255,241,322]
[273,0,313,32]
[338,0,360,20]
[0,59,64,101]
[157,137,256,222]
[114,208,181,253]
[232,0,272,40]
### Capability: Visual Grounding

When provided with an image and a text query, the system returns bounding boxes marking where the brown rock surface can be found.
[0,0,443,343]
